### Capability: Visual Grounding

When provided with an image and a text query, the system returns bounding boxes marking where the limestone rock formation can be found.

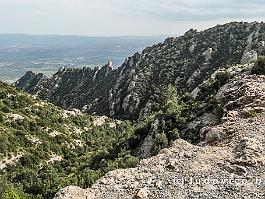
[53,62,265,199]
[15,71,47,93]
[16,22,265,120]
[241,50,258,64]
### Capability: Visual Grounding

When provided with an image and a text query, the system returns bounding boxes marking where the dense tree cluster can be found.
[0,82,138,198]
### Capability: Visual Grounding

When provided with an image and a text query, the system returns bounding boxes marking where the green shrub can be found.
[2,188,20,199]
[244,109,258,118]
[1,106,10,113]
[0,177,40,199]
[215,71,231,86]
[251,56,265,75]
[162,84,184,117]
[151,132,168,155]
[168,128,179,142]
[0,112,4,123]
[0,91,7,99]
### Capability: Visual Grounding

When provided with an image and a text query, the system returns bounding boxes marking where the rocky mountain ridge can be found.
[16,21,265,120]
[12,21,265,198]
[53,61,265,199]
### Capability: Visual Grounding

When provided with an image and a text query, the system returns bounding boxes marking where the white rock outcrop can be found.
[241,50,258,64]
[202,48,213,62]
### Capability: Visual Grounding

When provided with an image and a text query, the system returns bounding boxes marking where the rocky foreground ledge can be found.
[54,65,265,199]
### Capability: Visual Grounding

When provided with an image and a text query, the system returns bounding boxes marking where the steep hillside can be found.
[12,21,265,199]
[16,22,265,120]
[54,60,265,199]
[16,64,116,115]
[0,81,138,198]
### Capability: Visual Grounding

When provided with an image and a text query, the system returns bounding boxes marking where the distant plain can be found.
[0,34,165,83]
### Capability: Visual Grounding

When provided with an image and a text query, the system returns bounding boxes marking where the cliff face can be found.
[53,63,265,199]
[16,64,117,115]
[15,71,48,93]
[16,22,265,120]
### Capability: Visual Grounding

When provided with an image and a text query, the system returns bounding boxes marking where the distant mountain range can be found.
[0,34,166,83]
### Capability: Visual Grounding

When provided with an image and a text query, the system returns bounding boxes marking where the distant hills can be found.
[0,34,165,83]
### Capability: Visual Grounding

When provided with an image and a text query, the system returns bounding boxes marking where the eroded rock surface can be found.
[54,65,265,198]
[16,22,265,120]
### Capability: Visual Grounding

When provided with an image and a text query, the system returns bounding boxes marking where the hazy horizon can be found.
[0,34,165,83]
[0,33,171,38]
[1,20,264,37]
[0,0,264,36]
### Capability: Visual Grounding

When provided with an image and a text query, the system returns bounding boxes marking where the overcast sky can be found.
[0,0,264,36]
